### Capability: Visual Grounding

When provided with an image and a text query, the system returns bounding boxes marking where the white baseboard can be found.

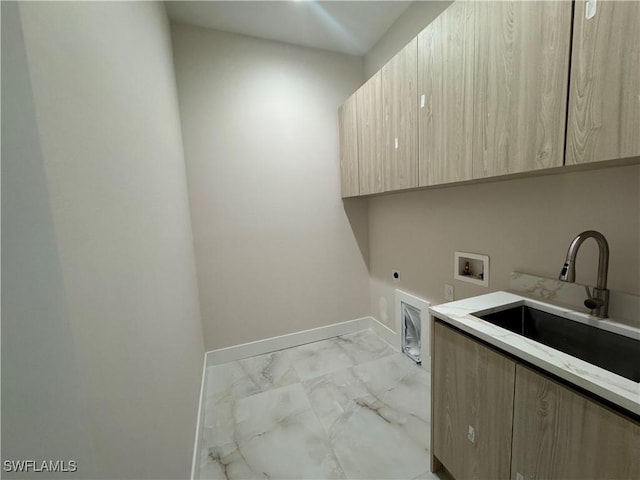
[205,316,375,367]
[370,317,400,351]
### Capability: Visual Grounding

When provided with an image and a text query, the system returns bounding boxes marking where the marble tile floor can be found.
[197,328,447,480]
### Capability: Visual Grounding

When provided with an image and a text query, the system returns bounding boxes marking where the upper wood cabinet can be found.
[511,364,640,480]
[418,1,475,186]
[338,0,638,197]
[433,322,516,480]
[472,1,572,177]
[382,38,418,192]
[338,94,359,197]
[356,71,384,195]
[566,1,640,165]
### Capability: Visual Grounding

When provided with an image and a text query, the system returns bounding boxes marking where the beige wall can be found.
[171,24,370,350]
[2,3,97,477]
[3,2,204,478]
[364,1,452,79]
[369,165,640,329]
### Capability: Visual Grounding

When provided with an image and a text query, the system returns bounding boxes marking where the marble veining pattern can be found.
[429,291,640,415]
[198,328,443,479]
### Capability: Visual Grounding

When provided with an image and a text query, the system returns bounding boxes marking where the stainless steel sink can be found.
[476,305,640,382]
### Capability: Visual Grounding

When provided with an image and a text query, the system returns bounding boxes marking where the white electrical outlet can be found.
[467,425,475,443]
[392,270,401,283]
[444,284,454,301]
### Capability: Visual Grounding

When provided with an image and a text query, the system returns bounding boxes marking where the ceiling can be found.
[165,1,414,56]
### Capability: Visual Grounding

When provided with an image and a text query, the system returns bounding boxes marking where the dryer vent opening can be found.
[401,301,421,364]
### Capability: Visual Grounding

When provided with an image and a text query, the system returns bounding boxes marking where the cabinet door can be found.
[473,1,572,177]
[512,364,640,479]
[418,1,475,186]
[356,71,384,195]
[433,322,516,480]
[383,38,418,192]
[566,1,640,165]
[338,94,359,197]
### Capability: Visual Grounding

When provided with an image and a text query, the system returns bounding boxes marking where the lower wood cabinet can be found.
[433,322,516,480]
[511,364,640,480]
[433,320,640,480]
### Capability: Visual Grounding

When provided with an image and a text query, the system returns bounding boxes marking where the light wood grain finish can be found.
[433,322,516,480]
[356,71,384,195]
[383,38,418,192]
[511,364,640,480]
[473,1,572,178]
[430,317,443,475]
[566,1,640,164]
[418,1,475,186]
[338,94,359,197]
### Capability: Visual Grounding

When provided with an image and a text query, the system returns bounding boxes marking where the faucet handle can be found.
[583,286,607,316]
[584,296,604,312]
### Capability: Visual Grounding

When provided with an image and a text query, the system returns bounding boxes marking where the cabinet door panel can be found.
[357,71,384,195]
[512,365,640,480]
[433,322,515,480]
[418,1,475,186]
[383,38,418,192]
[473,1,572,177]
[338,94,359,197]
[566,1,640,164]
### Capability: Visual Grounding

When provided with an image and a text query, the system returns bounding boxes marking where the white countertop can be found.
[429,291,640,416]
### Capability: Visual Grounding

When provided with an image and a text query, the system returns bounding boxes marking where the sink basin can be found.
[476,305,640,382]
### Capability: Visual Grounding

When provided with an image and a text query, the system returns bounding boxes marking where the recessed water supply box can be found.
[454,251,489,287]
